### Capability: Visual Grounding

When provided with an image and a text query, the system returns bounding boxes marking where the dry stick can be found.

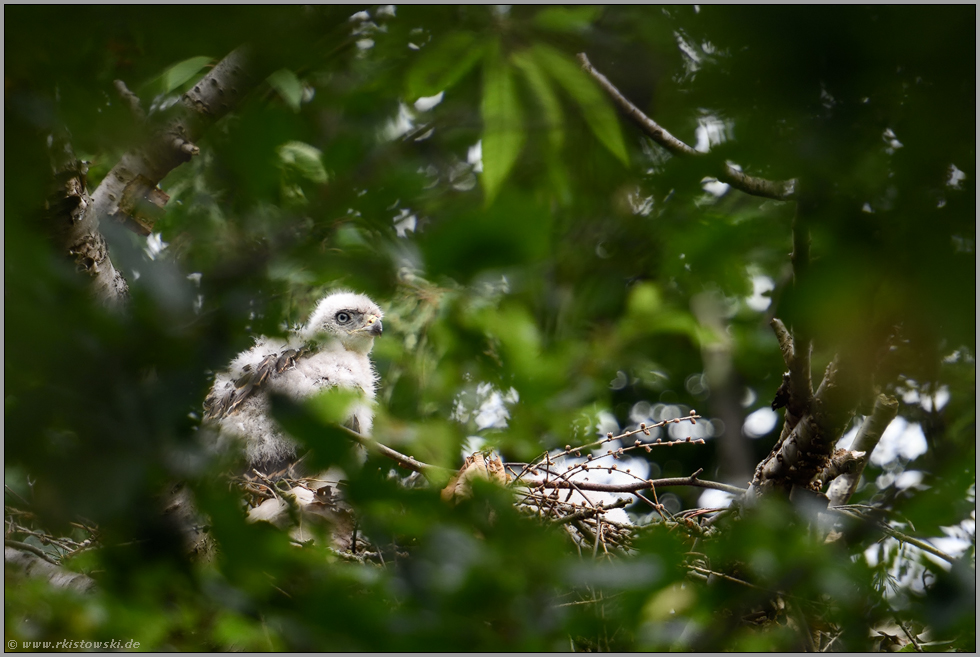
[251,469,284,502]
[645,480,669,522]
[896,618,923,653]
[827,394,898,506]
[342,425,745,497]
[821,631,843,652]
[520,473,746,496]
[4,484,31,507]
[577,52,796,201]
[514,413,705,486]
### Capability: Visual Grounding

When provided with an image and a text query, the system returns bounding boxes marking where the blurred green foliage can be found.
[5,5,974,651]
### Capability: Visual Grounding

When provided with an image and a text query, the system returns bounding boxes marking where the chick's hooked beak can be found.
[359,314,383,337]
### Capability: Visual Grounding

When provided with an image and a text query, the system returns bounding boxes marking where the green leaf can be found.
[481,41,525,206]
[276,141,327,184]
[531,44,629,166]
[267,68,303,112]
[306,387,364,426]
[511,49,564,151]
[160,56,213,94]
[532,6,603,33]
[268,392,358,469]
[406,31,486,99]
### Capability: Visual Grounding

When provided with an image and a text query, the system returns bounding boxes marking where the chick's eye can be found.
[335,312,351,323]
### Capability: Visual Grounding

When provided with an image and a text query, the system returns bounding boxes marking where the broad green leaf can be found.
[531,43,629,166]
[481,41,525,205]
[306,387,363,426]
[267,68,303,112]
[532,6,602,33]
[160,56,213,94]
[511,49,564,151]
[406,31,486,99]
[276,141,327,184]
[545,154,572,206]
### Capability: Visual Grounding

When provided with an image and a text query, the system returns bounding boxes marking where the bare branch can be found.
[577,52,796,201]
[339,426,451,479]
[718,164,796,201]
[551,498,631,526]
[521,474,746,497]
[340,425,746,498]
[576,53,697,157]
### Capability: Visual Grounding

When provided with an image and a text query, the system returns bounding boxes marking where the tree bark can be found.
[47,47,268,306]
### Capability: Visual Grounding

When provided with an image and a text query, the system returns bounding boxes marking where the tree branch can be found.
[577,52,796,201]
[521,473,746,497]
[52,47,270,306]
[788,198,812,397]
[771,317,813,419]
[550,498,631,525]
[46,135,130,306]
[339,426,451,479]
[88,47,258,238]
[113,79,145,122]
[829,508,956,564]
[4,546,97,593]
[341,427,746,498]
[826,394,898,506]
[750,355,856,495]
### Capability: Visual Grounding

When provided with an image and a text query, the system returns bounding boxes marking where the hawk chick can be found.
[204,291,383,472]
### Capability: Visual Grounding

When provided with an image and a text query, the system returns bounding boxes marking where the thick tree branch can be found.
[45,135,131,306]
[815,449,866,487]
[577,52,796,201]
[51,47,270,306]
[89,48,258,237]
[4,546,97,593]
[827,394,898,506]
[749,355,858,495]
